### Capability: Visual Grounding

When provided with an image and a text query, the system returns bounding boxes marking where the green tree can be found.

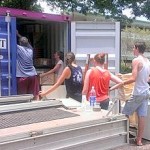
[121,26,150,73]
[43,0,150,20]
[1,0,150,20]
[0,0,43,12]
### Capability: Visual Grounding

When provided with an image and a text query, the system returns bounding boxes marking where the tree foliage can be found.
[121,25,150,73]
[0,0,150,20]
[43,0,150,19]
[0,0,43,12]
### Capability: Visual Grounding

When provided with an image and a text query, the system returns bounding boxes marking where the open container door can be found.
[71,21,121,113]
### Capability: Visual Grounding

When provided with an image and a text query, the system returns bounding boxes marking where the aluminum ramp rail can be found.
[0,94,33,105]
[0,99,63,114]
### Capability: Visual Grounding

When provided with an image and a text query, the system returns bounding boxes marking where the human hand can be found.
[118,82,124,87]
[40,73,45,78]
[39,91,47,98]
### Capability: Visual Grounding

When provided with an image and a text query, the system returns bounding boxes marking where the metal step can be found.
[0,114,128,150]
[0,100,63,114]
[0,94,33,105]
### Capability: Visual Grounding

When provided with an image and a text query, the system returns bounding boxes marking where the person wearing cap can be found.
[16,31,39,100]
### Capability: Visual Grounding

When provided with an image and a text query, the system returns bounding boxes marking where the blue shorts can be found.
[122,92,149,117]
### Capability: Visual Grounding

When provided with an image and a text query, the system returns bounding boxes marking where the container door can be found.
[71,21,120,74]
[0,16,17,96]
[71,21,120,113]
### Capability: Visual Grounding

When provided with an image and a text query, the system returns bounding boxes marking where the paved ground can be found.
[113,138,150,150]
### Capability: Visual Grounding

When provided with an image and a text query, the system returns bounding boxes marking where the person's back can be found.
[82,53,122,110]
[65,65,83,102]
[17,44,37,77]
[16,36,39,100]
[88,67,111,101]
[39,52,83,103]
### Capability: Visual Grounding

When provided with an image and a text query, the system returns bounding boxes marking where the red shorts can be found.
[17,76,39,97]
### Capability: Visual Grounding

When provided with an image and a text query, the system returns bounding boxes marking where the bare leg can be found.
[136,116,145,145]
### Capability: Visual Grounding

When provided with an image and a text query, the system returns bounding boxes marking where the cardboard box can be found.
[41,85,66,99]
[34,58,51,67]
[117,73,138,128]
[40,73,56,85]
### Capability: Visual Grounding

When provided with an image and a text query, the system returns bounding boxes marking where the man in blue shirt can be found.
[16,33,39,100]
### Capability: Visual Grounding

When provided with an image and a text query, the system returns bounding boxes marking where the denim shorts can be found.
[122,92,149,117]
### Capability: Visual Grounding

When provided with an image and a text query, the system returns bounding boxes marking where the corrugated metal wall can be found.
[0,16,17,96]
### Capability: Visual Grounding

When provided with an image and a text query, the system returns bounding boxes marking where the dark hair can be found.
[56,51,64,61]
[94,53,105,64]
[65,52,75,66]
[134,42,146,54]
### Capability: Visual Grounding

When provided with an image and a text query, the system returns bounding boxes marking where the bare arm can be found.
[110,59,139,91]
[110,73,123,84]
[39,67,70,97]
[82,69,91,95]
[16,30,33,49]
[40,63,61,78]
[16,30,22,38]
[109,73,123,91]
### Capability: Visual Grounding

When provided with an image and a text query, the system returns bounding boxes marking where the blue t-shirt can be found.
[65,66,83,102]
[16,45,37,77]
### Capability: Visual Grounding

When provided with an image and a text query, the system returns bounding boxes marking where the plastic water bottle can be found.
[81,95,86,109]
[89,86,96,108]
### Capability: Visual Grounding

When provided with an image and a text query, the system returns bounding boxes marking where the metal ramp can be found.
[0,106,79,129]
[0,96,129,150]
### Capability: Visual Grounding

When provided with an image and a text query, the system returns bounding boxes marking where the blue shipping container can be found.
[0,16,17,96]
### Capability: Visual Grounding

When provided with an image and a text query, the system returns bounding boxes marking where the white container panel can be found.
[71,21,120,74]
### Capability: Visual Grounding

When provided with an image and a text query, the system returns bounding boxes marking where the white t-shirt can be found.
[55,60,64,80]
